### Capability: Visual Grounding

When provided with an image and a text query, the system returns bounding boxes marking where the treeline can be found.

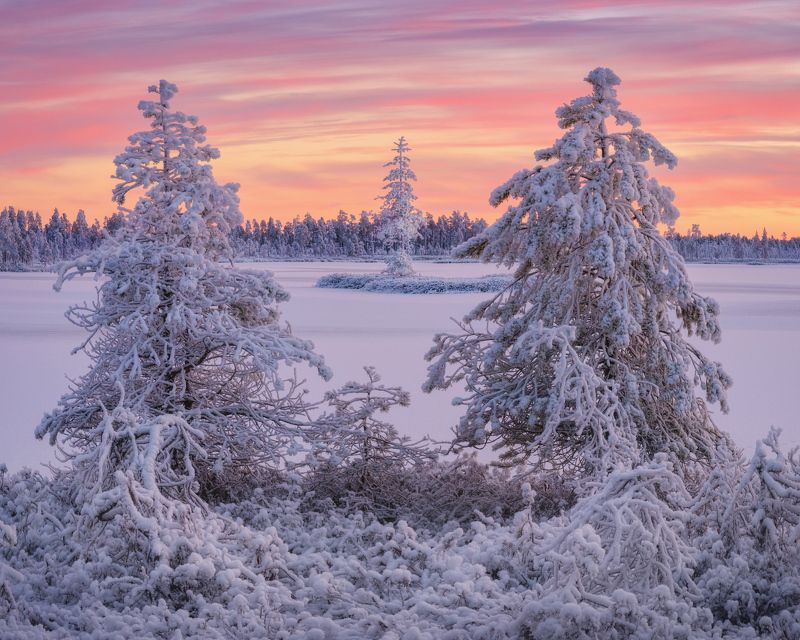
[0,207,486,269]
[0,207,124,269]
[668,226,800,263]
[231,210,487,258]
[2,205,800,270]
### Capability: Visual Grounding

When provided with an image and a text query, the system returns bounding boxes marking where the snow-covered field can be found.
[1,261,798,473]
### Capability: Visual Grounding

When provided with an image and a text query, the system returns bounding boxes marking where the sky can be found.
[1,0,798,235]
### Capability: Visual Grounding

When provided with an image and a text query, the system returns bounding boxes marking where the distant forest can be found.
[2,205,800,270]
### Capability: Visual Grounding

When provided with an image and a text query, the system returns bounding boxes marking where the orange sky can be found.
[1,1,799,235]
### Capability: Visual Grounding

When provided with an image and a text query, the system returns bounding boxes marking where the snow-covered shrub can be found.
[513,584,709,640]
[523,456,698,596]
[383,249,415,277]
[36,80,331,500]
[690,429,800,635]
[315,272,377,289]
[72,403,207,540]
[399,454,561,527]
[315,272,511,293]
[301,369,560,530]
[378,137,423,276]
[735,429,800,553]
[513,455,714,638]
[425,67,731,478]
[304,367,441,520]
[304,451,537,529]
[0,514,21,617]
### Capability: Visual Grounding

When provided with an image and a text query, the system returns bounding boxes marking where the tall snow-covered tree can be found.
[378,136,423,276]
[36,80,332,499]
[424,68,731,478]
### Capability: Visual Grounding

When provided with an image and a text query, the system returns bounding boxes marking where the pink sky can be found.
[2,0,798,235]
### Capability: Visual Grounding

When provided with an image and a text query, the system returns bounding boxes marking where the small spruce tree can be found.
[309,366,431,472]
[36,80,332,500]
[378,136,423,276]
[424,68,731,478]
[304,366,435,518]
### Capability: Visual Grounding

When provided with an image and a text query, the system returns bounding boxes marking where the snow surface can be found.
[1,261,798,473]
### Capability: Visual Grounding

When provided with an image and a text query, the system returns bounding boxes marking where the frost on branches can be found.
[688,429,800,635]
[304,366,435,515]
[35,80,332,501]
[378,136,423,276]
[425,67,731,478]
[513,454,711,637]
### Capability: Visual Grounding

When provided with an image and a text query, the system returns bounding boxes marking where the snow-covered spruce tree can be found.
[305,366,434,514]
[424,68,731,477]
[312,366,423,469]
[378,136,423,276]
[35,80,331,502]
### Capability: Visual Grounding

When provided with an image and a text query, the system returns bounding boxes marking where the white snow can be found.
[1,261,798,473]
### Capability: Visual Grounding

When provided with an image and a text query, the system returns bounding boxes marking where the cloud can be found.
[1,0,798,233]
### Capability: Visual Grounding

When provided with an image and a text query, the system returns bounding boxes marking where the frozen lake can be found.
[1,261,798,473]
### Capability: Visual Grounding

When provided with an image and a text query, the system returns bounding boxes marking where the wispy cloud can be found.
[1,0,798,233]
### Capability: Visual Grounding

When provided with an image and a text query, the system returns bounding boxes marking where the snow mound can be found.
[316,272,512,294]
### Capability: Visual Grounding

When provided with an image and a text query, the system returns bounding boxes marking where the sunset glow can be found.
[2,0,799,234]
